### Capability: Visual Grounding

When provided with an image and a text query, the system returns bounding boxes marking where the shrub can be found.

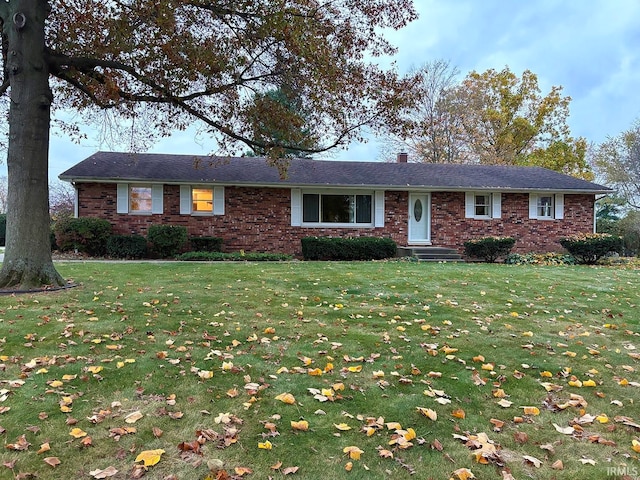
[106,235,148,259]
[177,251,292,261]
[147,225,188,258]
[559,233,623,264]
[189,236,223,252]
[301,237,397,261]
[504,252,576,266]
[463,236,516,263]
[53,217,112,256]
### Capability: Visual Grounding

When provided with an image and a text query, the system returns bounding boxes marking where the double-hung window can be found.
[117,184,163,214]
[179,185,224,215]
[129,186,152,213]
[301,192,373,225]
[529,193,564,220]
[465,192,501,219]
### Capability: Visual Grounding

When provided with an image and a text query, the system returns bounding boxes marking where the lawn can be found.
[0,261,639,480]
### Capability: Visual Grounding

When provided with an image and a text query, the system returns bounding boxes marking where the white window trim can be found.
[529,193,564,220]
[179,185,224,215]
[465,192,501,219]
[292,189,380,228]
[116,183,163,215]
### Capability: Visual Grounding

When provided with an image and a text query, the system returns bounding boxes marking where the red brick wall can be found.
[76,184,594,256]
[430,192,595,253]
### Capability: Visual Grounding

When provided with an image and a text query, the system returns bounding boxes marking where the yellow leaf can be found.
[403,428,416,441]
[453,467,475,479]
[347,365,362,373]
[308,368,323,376]
[451,409,466,419]
[334,423,352,431]
[135,449,165,467]
[345,461,353,471]
[343,446,363,460]
[333,382,345,391]
[540,371,553,378]
[37,442,51,454]
[198,370,214,379]
[522,406,540,416]
[632,439,640,453]
[69,428,87,438]
[87,366,103,374]
[324,363,334,373]
[291,420,309,431]
[417,407,437,421]
[583,379,597,387]
[595,414,609,424]
[222,362,234,371]
[258,440,273,450]
[275,393,296,405]
[62,374,77,381]
[49,380,64,388]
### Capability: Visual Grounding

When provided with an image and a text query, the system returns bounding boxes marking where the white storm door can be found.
[408,193,430,244]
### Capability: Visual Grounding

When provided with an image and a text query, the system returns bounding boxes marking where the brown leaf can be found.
[43,457,61,467]
[153,427,163,438]
[513,431,529,444]
[283,466,299,475]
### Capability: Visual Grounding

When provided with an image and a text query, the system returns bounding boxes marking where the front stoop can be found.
[398,246,465,262]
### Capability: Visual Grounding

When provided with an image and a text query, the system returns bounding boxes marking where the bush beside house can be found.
[559,233,622,264]
[463,236,516,263]
[302,237,397,261]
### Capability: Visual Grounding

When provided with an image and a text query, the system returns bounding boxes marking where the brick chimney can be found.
[397,152,408,163]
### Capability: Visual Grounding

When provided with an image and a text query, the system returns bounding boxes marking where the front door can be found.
[408,193,430,244]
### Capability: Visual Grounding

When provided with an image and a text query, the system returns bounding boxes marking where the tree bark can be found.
[0,0,64,289]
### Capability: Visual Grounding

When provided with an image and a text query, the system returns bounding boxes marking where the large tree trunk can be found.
[0,0,64,290]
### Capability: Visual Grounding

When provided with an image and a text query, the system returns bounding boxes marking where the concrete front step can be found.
[398,246,465,262]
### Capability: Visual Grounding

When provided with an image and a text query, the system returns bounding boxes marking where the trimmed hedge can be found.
[559,233,623,264]
[189,236,223,252]
[147,225,188,258]
[53,217,112,256]
[106,235,148,259]
[464,236,516,263]
[301,236,397,261]
[177,251,292,261]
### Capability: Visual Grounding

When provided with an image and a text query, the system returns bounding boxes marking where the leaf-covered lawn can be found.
[0,261,639,479]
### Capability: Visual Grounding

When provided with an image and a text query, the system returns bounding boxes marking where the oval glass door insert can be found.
[414,198,423,222]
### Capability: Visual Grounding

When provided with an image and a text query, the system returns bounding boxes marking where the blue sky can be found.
[12,0,640,181]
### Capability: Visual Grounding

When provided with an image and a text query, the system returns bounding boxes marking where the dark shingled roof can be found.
[59,151,613,193]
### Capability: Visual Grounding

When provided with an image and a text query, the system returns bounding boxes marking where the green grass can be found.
[0,261,639,479]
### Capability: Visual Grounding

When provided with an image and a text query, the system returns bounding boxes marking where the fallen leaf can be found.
[553,423,575,435]
[44,457,61,467]
[90,466,119,478]
[291,420,309,431]
[69,427,87,438]
[135,449,165,467]
[234,467,252,476]
[258,440,273,450]
[417,407,437,421]
[282,466,299,475]
[37,443,51,454]
[125,411,144,424]
[452,467,475,479]
[275,393,296,405]
[334,423,352,431]
[522,455,542,467]
[343,446,363,460]
[522,406,540,416]
[551,460,564,470]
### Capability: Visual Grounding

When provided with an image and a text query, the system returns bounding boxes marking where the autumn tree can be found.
[0,0,418,289]
[378,60,465,163]
[591,119,640,208]
[454,67,591,177]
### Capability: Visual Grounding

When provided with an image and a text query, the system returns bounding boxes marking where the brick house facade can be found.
[61,152,612,257]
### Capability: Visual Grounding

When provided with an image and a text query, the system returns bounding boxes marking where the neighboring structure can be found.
[59,151,613,257]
